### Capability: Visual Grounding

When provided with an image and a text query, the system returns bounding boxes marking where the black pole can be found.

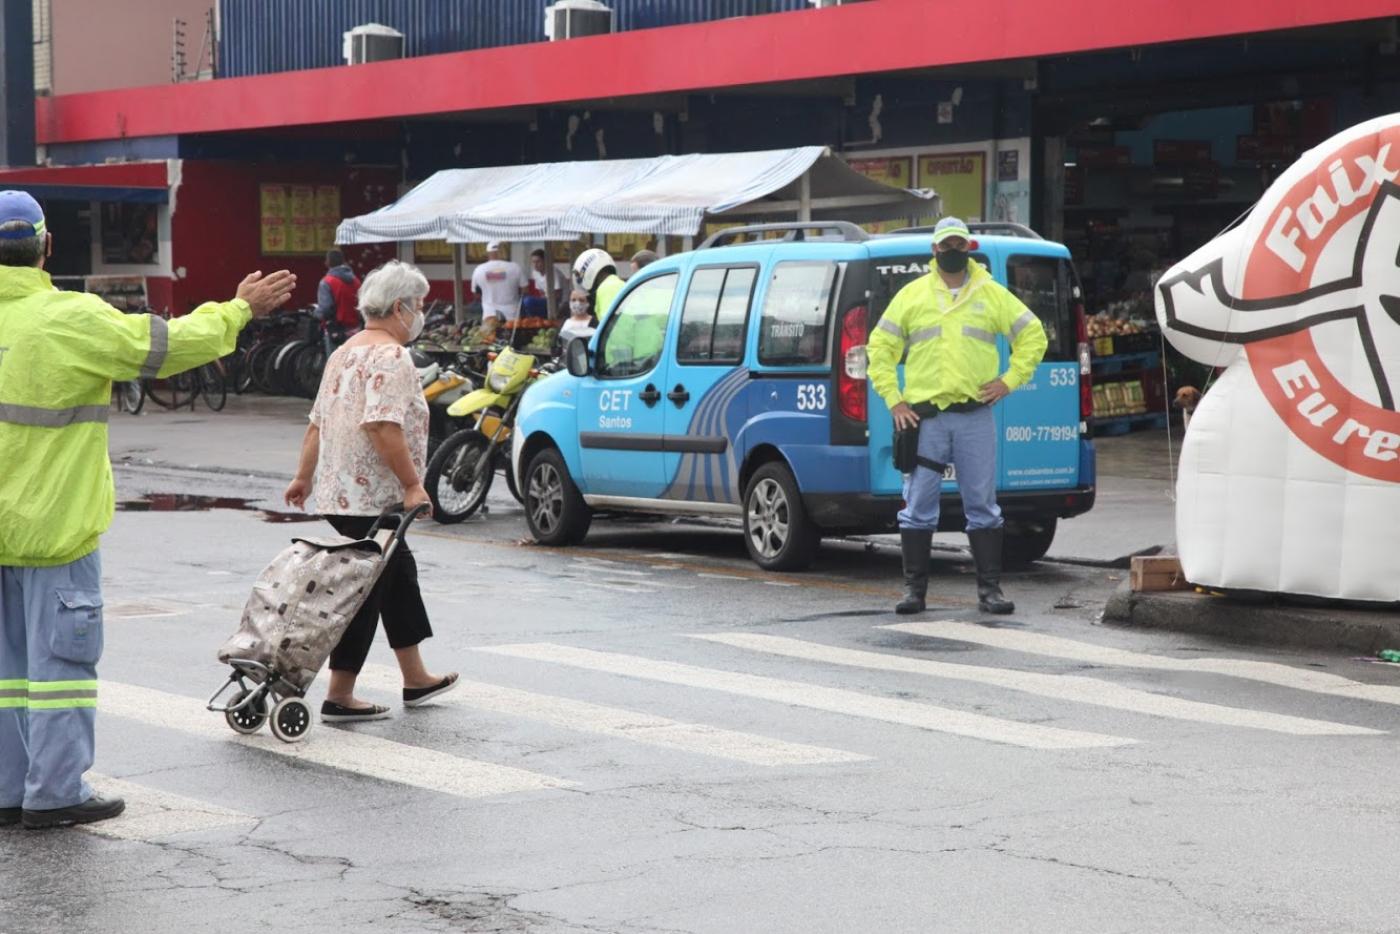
[0,0,35,168]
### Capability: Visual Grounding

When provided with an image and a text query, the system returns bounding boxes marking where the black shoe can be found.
[895,529,933,615]
[0,807,20,827]
[403,673,459,708]
[968,527,1015,615]
[22,794,125,830]
[320,700,391,723]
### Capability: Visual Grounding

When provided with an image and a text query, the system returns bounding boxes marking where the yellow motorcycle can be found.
[424,347,558,523]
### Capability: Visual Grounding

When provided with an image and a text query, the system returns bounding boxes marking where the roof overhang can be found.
[0,162,169,202]
[34,0,1400,145]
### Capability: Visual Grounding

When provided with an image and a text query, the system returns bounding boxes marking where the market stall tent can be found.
[335,146,937,315]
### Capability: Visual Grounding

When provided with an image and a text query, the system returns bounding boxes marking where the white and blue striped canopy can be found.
[336,147,936,244]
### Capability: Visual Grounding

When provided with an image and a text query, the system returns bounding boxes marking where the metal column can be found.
[452,243,465,325]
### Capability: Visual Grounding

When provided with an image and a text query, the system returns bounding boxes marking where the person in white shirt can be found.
[470,241,528,339]
[557,288,597,347]
[527,248,567,319]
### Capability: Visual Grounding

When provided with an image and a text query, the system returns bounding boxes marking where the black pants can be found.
[324,514,433,674]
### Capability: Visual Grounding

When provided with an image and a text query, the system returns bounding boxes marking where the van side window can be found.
[757,261,839,367]
[596,273,679,379]
[1006,255,1073,360]
[677,266,756,365]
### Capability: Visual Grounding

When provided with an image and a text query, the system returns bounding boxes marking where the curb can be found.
[1103,583,1400,654]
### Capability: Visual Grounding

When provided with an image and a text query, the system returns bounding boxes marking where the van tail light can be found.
[1075,300,1093,424]
[838,305,868,422]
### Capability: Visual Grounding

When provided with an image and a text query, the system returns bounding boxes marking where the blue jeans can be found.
[898,406,1003,533]
[0,551,103,811]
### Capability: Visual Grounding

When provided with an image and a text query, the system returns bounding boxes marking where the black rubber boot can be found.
[968,527,1014,614]
[895,529,932,615]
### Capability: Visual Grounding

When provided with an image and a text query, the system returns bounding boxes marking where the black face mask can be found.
[936,249,969,274]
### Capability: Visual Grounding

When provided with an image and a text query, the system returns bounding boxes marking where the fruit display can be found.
[524,327,559,353]
[1085,311,1151,339]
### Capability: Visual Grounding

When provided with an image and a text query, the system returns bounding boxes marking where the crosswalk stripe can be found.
[356,664,869,766]
[101,681,572,800]
[475,643,1134,750]
[81,773,256,841]
[886,622,1400,707]
[694,634,1382,737]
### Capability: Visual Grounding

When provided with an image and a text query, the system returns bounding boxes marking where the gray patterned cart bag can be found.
[217,533,389,691]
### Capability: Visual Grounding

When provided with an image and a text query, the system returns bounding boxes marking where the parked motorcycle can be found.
[412,349,473,460]
[424,347,559,523]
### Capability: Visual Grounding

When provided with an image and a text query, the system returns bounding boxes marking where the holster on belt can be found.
[892,400,982,474]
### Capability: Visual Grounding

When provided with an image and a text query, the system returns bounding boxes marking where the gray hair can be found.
[0,220,44,267]
[357,260,429,319]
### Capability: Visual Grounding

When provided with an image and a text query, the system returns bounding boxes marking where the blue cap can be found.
[0,191,46,240]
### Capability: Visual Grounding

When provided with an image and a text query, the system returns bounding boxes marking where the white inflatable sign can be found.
[1155,114,1400,601]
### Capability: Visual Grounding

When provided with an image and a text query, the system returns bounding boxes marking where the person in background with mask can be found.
[572,247,624,322]
[284,260,458,724]
[866,217,1047,617]
[558,288,597,346]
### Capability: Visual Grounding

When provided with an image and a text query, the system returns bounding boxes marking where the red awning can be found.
[35,0,1397,145]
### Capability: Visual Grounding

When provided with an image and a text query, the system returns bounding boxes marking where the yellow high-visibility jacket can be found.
[867,259,1048,412]
[0,266,252,566]
[594,273,624,322]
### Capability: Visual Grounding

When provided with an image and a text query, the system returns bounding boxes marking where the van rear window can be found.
[757,261,839,367]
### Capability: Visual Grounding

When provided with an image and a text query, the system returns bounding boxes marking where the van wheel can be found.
[743,462,819,571]
[525,448,591,546]
[1003,516,1057,569]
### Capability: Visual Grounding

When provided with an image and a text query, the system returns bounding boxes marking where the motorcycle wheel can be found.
[425,429,495,524]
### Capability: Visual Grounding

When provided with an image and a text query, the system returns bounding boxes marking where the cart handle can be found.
[368,502,431,542]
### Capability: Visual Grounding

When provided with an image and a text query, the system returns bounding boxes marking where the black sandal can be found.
[403,673,460,708]
[320,701,391,723]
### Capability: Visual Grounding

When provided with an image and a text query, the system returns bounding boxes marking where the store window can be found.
[99,202,160,266]
[597,273,678,378]
[677,266,755,365]
[757,261,839,367]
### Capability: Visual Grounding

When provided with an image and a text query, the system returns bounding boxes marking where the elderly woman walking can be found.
[284,260,458,722]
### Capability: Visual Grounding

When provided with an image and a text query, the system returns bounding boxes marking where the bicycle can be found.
[111,379,145,415]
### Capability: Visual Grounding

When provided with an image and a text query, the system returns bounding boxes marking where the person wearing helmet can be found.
[573,248,624,322]
[866,217,1048,617]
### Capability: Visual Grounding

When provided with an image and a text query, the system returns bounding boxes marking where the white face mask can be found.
[398,301,425,342]
[569,300,589,316]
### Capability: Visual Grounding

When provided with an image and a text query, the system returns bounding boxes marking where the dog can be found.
[1173,385,1202,431]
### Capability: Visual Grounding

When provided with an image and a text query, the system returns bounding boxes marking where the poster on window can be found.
[315,185,340,252]
[917,152,986,222]
[259,184,288,254]
[848,157,915,234]
[99,202,161,266]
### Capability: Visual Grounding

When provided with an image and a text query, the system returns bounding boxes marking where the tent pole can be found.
[452,244,465,326]
[798,171,813,222]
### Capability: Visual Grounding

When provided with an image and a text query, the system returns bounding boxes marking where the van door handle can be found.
[667,384,691,407]
[638,384,661,407]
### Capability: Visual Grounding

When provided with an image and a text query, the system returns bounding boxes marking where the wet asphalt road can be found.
[3,461,1400,934]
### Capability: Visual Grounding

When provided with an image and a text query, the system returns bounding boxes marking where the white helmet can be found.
[573,248,615,292]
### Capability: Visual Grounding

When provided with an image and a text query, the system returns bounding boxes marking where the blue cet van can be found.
[512,221,1096,570]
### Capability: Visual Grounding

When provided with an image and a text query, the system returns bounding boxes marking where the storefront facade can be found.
[3,0,1395,320]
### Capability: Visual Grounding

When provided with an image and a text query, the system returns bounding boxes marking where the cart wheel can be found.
[269,697,312,743]
[224,689,268,735]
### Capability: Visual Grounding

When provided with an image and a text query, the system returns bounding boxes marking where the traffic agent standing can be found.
[0,191,295,829]
[866,217,1048,616]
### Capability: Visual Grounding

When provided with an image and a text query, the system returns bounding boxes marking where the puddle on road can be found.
[116,493,319,523]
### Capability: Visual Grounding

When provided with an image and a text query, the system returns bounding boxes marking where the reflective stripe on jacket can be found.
[866,259,1048,412]
[0,266,251,566]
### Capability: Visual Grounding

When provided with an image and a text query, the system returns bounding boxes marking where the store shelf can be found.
[1092,412,1168,436]
[1091,350,1160,375]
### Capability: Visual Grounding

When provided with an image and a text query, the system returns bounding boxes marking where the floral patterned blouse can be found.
[310,342,428,516]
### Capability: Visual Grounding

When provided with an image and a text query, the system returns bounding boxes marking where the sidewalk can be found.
[109,395,1183,563]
